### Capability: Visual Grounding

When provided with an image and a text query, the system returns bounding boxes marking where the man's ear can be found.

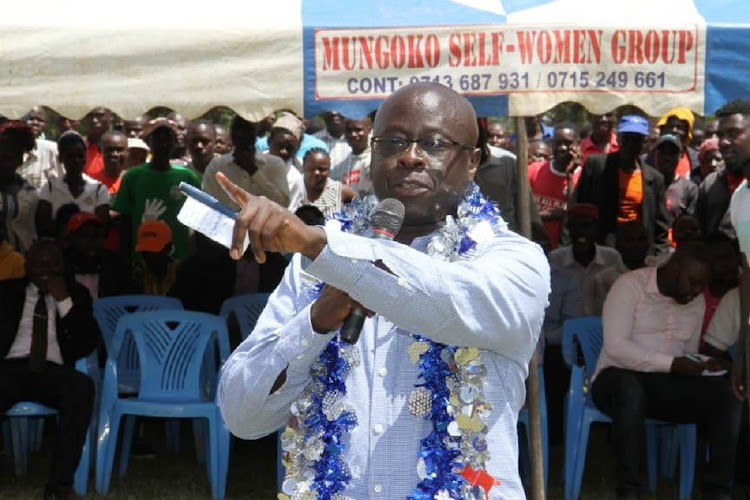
[467,148,481,181]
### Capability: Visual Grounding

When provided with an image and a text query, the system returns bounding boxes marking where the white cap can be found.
[127,137,149,151]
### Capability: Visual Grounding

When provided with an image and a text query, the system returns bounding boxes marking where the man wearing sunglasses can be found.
[217,82,549,499]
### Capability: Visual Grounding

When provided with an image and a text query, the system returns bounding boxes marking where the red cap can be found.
[698,137,719,163]
[67,212,103,233]
[567,203,599,220]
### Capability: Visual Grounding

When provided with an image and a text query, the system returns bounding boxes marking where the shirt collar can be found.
[645,266,660,294]
[560,244,607,268]
[548,160,568,178]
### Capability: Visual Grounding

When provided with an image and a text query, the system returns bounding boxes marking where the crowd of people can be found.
[0,92,749,499]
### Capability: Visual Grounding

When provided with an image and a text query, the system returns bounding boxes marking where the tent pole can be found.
[515,116,545,500]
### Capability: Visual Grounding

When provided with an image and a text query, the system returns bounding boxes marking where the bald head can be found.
[374,83,478,146]
[370,82,481,229]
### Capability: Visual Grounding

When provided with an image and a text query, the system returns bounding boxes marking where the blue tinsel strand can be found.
[304,338,357,499]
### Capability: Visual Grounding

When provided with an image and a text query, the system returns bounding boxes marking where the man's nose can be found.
[397,142,427,169]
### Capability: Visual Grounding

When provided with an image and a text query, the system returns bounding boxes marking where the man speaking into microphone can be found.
[217,83,550,499]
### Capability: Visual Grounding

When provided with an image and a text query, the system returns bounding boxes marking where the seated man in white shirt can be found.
[544,203,625,443]
[592,243,742,500]
[0,239,99,500]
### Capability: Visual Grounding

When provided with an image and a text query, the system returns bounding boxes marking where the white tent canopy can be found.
[1,0,748,120]
[1,0,303,120]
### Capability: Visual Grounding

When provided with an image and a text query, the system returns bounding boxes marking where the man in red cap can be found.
[65,212,135,300]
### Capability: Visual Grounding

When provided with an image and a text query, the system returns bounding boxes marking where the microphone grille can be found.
[372,198,406,234]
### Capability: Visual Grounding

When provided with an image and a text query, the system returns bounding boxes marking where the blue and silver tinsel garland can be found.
[280,183,506,500]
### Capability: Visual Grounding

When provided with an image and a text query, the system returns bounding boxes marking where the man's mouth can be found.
[392,180,430,196]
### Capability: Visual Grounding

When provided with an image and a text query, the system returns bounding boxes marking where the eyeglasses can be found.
[370,136,475,159]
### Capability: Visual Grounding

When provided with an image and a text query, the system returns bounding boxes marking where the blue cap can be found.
[618,115,649,136]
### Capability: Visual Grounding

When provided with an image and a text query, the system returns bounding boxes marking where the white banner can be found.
[313,24,706,115]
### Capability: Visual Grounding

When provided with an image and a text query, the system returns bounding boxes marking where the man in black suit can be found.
[576,115,670,256]
[0,239,100,500]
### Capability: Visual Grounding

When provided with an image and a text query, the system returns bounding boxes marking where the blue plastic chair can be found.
[562,317,696,500]
[219,293,270,342]
[93,295,186,452]
[518,363,549,492]
[3,353,97,496]
[93,295,184,394]
[95,311,231,500]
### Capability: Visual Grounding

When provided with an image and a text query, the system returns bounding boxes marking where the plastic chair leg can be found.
[30,418,44,452]
[570,416,593,500]
[73,422,91,496]
[207,416,221,500]
[193,418,207,466]
[118,414,137,478]
[660,425,678,479]
[96,410,122,495]
[541,407,549,492]
[563,411,582,500]
[645,424,658,492]
[677,425,696,500]
[9,417,29,476]
[166,420,181,452]
[218,422,230,500]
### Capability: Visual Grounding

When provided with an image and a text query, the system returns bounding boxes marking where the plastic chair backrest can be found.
[93,296,184,352]
[114,311,230,402]
[219,293,270,341]
[93,296,184,374]
[562,317,603,380]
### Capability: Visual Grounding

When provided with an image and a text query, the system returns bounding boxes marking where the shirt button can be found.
[296,354,305,360]
[397,278,407,287]
[374,484,383,493]
[373,423,384,434]
[301,338,309,347]
[351,258,358,264]
[378,367,388,377]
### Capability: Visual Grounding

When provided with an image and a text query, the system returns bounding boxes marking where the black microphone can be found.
[340,198,406,344]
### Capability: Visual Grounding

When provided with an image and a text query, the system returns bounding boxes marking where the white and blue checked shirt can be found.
[218,223,550,499]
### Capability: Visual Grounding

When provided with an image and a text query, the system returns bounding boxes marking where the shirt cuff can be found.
[56,297,73,317]
[703,333,731,352]
[653,353,675,373]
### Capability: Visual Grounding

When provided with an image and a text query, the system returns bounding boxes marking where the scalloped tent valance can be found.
[1,0,748,120]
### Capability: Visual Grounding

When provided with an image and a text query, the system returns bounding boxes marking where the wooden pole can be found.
[515,116,546,500]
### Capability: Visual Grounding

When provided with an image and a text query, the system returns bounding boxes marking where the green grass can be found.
[1,420,747,499]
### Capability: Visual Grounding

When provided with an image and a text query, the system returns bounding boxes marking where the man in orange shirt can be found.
[576,115,670,256]
[528,123,582,248]
[579,112,619,165]
[82,107,112,179]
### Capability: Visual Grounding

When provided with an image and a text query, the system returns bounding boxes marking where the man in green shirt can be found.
[112,117,200,259]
